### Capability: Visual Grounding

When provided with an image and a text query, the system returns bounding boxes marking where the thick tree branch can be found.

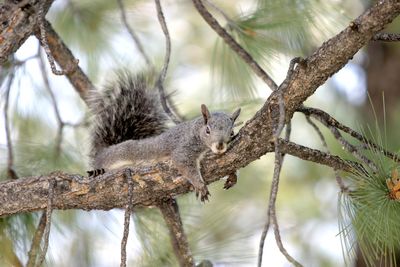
[0,0,54,62]
[0,0,398,220]
[0,139,355,217]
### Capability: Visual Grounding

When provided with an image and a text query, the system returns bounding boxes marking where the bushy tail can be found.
[89,72,168,156]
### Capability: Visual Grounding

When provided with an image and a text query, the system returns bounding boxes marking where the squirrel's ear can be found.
[201,104,211,124]
[231,108,241,122]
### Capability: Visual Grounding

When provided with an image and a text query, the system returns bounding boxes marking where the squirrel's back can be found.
[89,72,168,157]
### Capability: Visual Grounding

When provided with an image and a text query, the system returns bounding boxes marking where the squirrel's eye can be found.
[205,126,211,135]
[230,131,235,137]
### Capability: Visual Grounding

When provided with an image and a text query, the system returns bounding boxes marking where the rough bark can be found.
[0,140,358,217]
[0,1,399,219]
[0,0,54,62]
[159,199,194,267]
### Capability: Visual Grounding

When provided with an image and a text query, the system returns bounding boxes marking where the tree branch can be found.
[0,0,54,63]
[34,20,96,104]
[154,0,183,124]
[0,138,356,218]
[159,199,194,267]
[0,0,398,225]
[26,213,47,267]
[116,0,152,66]
[372,32,400,42]
[192,0,278,91]
[3,63,18,180]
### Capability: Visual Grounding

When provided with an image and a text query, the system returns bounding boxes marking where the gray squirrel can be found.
[88,72,241,201]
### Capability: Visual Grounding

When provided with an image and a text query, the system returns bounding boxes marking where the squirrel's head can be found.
[199,104,241,154]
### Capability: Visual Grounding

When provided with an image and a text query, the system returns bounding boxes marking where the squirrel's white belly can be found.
[109,160,136,170]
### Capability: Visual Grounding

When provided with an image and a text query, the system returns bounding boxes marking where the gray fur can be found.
[90,73,240,200]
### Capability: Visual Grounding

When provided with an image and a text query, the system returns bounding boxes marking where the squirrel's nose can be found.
[216,142,224,151]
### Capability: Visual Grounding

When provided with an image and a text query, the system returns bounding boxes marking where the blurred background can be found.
[0,0,399,266]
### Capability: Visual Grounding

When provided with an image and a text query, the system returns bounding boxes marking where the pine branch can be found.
[38,47,65,155]
[37,0,78,75]
[258,59,302,267]
[192,0,278,91]
[26,213,47,267]
[3,62,18,180]
[34,20,96,104]
[372,32,400,42]
[0,0,54,62]
[120,170,134,267]
[116,0,152,67]
[154,0,183,124]
[159,199,195,267]
[0,137,358,218]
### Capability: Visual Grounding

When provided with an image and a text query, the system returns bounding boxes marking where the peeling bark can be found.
[0,1,399,221]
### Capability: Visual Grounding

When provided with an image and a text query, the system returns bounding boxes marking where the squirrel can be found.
[88,72,241,201]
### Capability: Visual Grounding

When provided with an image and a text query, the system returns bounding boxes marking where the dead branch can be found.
[116,0,152,66]
[0,0,54,63]
[0,0,398,235]
[34,20,96,104]
[159,199,194,267]
[3,63,18,180]
[26,213,47,267]
[298,106,400,163]
[120,170,134,267]
[154,0,183,124]
[258,59,302,267]
[38,47,65,155]
[35,179,55,267]
[305,116,347,192]
[37,0,78,75]
[372,32,400,42]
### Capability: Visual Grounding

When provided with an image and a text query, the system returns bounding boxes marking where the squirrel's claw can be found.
[194,185,210,202]
[87,168,105,178]
[223,173,237,190]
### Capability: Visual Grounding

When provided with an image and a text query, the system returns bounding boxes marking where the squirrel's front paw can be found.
[194,184,210,202]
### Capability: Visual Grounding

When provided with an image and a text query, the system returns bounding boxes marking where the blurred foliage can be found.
[211,0,349,101]
[1,0,392,266]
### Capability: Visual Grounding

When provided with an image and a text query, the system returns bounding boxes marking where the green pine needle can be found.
[339,129,400,267]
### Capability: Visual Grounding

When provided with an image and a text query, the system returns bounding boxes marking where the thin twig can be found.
[159,199,195,267]
[203,0,233,25]
[37,1,78,75]
[372,32,400,42]
[120,169,134,267]
[258,59,302,267]
[26,213,47,267]
[3,64,18,180]
[298,107,378,171]
[116,0,152,66]
[35,179,55,267]
[297,106,400,163]
[154,0,183,124]
[34,20,94,103]
[329,126,378,172]
[305,116,347,192]
[192,0,278,91]
[270,205,302,267]
[38,47,64,155]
